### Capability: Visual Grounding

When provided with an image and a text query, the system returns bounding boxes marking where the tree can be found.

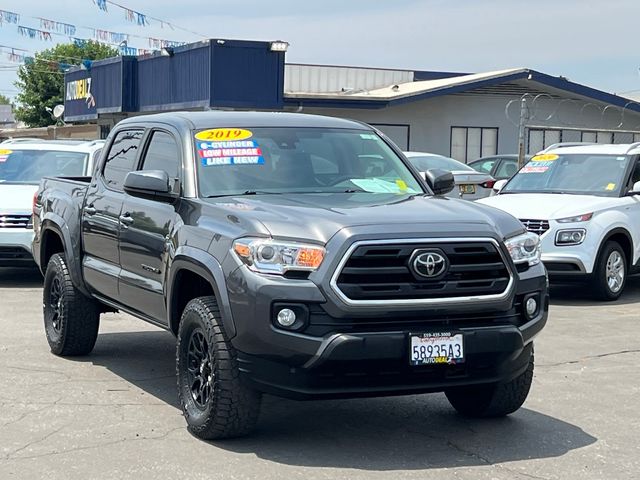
[14,41,117,127]
[0,94,11,105]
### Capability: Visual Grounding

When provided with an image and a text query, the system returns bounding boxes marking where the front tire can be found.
[177,296,261,440]
[591,241,626,301]
[445,351,534,417]
[43,253,100,356]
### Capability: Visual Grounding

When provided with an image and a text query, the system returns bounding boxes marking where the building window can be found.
[450,127,498,163]
[528,129,561,154]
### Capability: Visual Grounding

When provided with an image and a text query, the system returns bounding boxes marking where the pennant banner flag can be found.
[18,25,53,41]
[39,17,77,36]
[0,9,19,25]
[124,8,149,26]
[94,29,129,44]
[93,0,108,12]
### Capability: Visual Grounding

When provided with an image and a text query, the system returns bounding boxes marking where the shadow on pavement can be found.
[550,275,640,306]
[0,267,43,288]
[78,329,597,470]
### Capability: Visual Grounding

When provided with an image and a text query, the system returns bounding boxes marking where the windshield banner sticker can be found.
[531,153,559,162]
[0,149,12,162]
[520,165,549,174]
[195,128,253,142]
[198,140,264,167]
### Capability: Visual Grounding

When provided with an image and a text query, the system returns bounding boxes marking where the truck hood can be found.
[203,193,523,243]
[478,193,618,220]
[0,184,37,213]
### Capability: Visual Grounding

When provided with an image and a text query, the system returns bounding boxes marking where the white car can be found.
[0,140,104,266]
[478,143,640,300]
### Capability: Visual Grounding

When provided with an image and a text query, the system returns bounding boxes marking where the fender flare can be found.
[167,246,236,338]
[39,214,91,297]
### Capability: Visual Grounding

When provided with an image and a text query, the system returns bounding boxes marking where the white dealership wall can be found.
[289,82,640,161]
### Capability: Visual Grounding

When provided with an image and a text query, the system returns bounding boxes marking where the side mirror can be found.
[124,170,177,201]
[425,168,455,196]
[629,181,640,195]
[493,179,508,193]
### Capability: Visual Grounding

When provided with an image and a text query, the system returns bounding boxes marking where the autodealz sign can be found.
[65,77,96,107]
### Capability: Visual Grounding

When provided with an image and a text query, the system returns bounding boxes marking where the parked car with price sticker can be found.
[0,139,103,266]
[32,111,548,439]
[404,152,496,199]
[479,143,640,300]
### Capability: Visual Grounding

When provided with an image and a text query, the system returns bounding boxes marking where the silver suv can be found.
[0,139,104,266]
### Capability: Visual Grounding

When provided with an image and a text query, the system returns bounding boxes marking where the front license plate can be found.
[410,333,464,366]
[459,184,476,194]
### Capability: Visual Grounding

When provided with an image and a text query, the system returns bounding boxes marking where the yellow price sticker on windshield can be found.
[531,154,559,162]
[0,149,13,155]
[195,128,253,142]
[396,179,408,191]
[606,183,616,191]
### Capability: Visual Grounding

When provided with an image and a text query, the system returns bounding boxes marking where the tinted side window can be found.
[495,159,519,178]
[472,159,496,174]
[141,131,180,178]
[103,130,143,190]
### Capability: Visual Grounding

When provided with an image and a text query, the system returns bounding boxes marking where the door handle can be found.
[84,205,96,215]
[119,213,134,226]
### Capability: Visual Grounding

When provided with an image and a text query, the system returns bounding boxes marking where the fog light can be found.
[525,297,538,317]
[276,308,296,327]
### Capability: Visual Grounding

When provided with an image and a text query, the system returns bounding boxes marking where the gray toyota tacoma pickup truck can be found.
[33,111,548,439]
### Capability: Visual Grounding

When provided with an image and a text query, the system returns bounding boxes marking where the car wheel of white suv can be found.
[592,241,626,301]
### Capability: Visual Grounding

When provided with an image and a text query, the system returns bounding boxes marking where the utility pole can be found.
[517,97,528,168]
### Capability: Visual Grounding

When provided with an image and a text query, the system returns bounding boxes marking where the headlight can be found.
[233,237,325,274]
[555,229,586,246]
[504,231,541,266]
[557,213,593,223]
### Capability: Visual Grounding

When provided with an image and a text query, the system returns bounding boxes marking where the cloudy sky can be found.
[1,0,639,101]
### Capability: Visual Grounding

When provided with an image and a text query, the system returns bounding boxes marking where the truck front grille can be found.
[0,214,32,229]
[333,239,512,303]
[519,219,549,236]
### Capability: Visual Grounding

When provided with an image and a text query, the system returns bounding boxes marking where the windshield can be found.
[502,153,632,196]
[407,155,474,172]
[194,127,424,197]
[0,148,88,184]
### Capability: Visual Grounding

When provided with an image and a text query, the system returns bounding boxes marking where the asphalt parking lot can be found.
[1,268,638,480]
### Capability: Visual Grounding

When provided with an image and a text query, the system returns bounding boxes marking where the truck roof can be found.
[117,111,371,130]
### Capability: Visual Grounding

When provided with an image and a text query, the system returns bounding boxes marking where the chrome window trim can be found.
[329,237,515,307]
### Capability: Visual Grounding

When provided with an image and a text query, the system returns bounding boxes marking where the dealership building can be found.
[63,39,640,163]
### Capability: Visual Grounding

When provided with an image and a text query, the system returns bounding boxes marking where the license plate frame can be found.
[409,332,465,366]
[459,184,476,194]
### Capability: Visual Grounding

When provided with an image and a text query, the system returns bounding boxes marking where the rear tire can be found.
[176,296,261,440]
[43,253,100,356]
[445,351,534,417]
[591,241,626,301]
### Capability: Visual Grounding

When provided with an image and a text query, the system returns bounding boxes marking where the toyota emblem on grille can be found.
[410,249,448,279]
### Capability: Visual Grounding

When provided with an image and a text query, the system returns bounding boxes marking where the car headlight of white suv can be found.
[504,231,541,266]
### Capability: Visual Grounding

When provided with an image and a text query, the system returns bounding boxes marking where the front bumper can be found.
[0,229,35,266]
[538,224,599,277]
[226,253,548,400]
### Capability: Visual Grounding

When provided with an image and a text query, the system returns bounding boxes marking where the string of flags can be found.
[93,0,108,12]
[124,9,148,26]
[38,18,77,36]
[18,26,53,41]
[0,9,19,24]
[91,0,205,38]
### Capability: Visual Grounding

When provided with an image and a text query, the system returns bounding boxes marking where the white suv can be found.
[478,142,640,300]
[0,139,104,266]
